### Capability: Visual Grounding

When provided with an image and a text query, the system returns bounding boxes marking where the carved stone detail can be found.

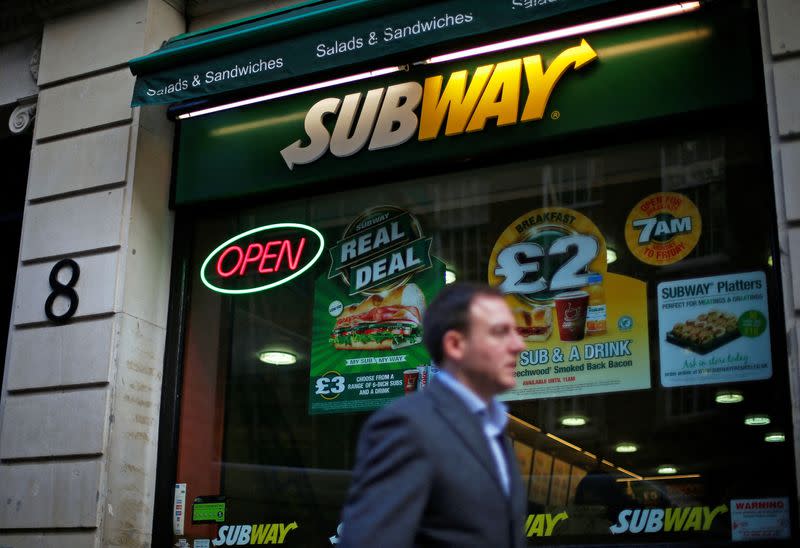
[9,100,37,135]
[30,41,41,84]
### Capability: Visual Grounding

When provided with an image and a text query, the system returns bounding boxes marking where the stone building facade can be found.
[0,1,799,546]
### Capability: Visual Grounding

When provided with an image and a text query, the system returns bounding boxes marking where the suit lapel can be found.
[427,379,506,494]
[502,434,526,534]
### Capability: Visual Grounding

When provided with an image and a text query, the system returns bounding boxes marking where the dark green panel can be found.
[131,0,614,105]
[176,7,754,205]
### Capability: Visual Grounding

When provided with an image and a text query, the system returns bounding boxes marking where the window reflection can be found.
[176,128,793,545]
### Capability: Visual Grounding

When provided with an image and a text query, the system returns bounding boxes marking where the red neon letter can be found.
[258,241,282,273]
[285,238,306,270]
[217,246,244,278]
[239,243,264,276]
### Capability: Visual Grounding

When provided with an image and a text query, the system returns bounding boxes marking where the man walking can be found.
[339,283,527,547]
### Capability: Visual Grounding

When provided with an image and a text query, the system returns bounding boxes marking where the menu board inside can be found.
[173,121,796,546]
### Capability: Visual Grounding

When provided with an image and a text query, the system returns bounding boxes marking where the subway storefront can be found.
[129,0,798,545]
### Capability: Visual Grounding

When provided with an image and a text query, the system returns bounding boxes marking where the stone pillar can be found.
[0,1,183,546]
[758,0,800,503]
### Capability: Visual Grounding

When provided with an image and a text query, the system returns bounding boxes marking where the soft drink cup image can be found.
[403,369,419,394]
[553,290,590,341]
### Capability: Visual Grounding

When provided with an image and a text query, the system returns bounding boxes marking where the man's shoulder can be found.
[362,388,439,433]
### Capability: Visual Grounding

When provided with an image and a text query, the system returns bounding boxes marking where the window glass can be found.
[175,125,796,546]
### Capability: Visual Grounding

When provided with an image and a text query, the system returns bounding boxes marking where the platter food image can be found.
[667,310,740,355]
[329,283,426,350]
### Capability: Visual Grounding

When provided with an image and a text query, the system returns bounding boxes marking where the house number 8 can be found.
[44,258,80,324]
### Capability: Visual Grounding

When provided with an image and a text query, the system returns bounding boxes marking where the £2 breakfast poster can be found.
[488,207,650,400]
[309,206,444,414]
[657,271,772,387]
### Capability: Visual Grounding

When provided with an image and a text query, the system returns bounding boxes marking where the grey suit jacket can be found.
[339,377,527,547]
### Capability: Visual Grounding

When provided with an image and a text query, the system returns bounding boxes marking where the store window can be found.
[172,122,796,545]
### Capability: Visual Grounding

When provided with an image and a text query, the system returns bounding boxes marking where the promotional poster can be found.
[488,207,651,400]
[657,271,772,387]
[309,206,445,414]
[625,192,701,266]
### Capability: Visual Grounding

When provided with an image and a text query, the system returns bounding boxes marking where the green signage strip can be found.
[130,0,614,106]
[192,499,226,524]
[174,6,753,206]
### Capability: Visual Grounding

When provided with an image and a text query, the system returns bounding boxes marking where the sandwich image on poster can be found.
[329,284,424,350]
[488,206,651,400]
[657,271,772,387]
[309,205,444,414]
[514,306,553,342]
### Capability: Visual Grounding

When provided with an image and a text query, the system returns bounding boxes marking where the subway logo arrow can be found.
[280,39,597,169]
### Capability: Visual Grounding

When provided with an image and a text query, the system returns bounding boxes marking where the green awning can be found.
[128,0,615,107]
[173,4,747,206]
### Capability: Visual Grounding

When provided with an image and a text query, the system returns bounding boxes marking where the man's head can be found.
[423,283,525,401]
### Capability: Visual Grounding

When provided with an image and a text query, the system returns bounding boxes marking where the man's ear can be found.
[442,329,465,362]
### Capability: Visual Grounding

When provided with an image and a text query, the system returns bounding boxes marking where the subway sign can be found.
[176,9,753,205]
[280,39,597,169]
[201,223,324,294]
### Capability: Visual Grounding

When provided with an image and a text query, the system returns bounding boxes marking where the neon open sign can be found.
[201,223,325,294]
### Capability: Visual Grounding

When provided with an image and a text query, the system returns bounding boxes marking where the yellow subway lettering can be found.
[466,58,522,132]
[418,65,493,140]
[521,39,597,122]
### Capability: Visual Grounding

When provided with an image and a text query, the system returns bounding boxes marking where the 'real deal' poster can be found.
[488,207,651,400]
[657,271,772,387]
[309,206,445,414]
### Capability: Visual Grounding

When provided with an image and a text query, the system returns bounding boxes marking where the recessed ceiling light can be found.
[657,465,678,475]
[259,351,296,365]
[715,390,743,404]
[744,414,771,426]
[606,248,618,264]
[445,269,457,284]
[615,442,638,453]
[561,415,587,427]
[764,432,785,443]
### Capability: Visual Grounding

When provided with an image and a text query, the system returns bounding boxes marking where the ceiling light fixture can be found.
[715,390,744,404]
[258,351,297,365]
[424,2,701,65]
[615,442,638,453]
[744,414,771,426]
[445,269,457,284]
[657,465,678,475]
[764,432,785,443]
[560,415,588,427]
[606,248,618,264]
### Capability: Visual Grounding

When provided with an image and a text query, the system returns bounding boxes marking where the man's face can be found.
[451,295,525,400]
